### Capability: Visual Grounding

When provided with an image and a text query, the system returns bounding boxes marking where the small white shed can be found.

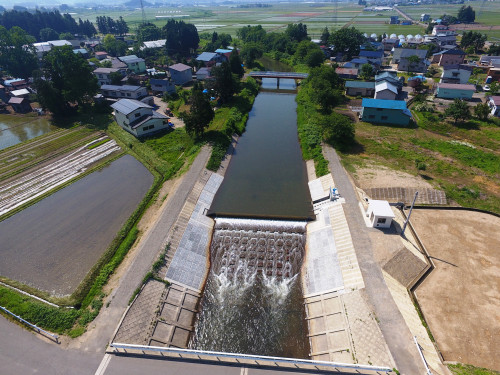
[366,200,395,228]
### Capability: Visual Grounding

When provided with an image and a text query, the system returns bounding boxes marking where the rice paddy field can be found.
[72,1,499,40]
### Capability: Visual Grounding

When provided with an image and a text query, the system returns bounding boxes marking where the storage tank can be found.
[390,33,397,39]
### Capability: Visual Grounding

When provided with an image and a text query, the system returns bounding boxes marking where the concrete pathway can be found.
[322,145,426,375]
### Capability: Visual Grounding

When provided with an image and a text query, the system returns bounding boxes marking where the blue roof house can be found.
[361,98,412,126]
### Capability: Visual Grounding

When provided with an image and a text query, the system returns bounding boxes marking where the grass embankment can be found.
[340,110,500,214]
[448,363,500,375]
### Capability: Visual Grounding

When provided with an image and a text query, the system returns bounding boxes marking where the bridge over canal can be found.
[248,71,308,88]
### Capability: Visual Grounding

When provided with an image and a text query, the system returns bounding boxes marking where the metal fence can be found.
[110,343,394,374]
[0,305,59,342]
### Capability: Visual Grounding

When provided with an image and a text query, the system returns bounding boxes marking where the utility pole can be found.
[140,0,147,25]
[402,191,418,236]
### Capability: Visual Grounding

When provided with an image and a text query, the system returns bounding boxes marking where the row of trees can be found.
[0,10,96,40]
[445,99,491,124]
[95,16,128,36]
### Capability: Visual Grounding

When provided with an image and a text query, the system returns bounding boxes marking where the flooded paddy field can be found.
[0,115,57,151]
[0,154,153,296]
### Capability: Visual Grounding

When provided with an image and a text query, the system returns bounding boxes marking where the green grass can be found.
[448,363,500,375]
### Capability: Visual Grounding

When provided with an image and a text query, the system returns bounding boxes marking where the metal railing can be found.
[414,336,433,375]
[248,71,309,79]
[0,306,59,342]
[110,343,393,374]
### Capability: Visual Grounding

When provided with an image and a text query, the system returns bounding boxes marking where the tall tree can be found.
[285,23,308,43]
[306,65,342,113]
[163,19,199,56]
[457,5,475,23]
[329,27,365,61]
[34,45,98,114]
[136,23,161,42]
[406,54,422,73]
[229,50,244,78]
[474,102,490,121]
[103,34,127,57]
[211,62,237,103]
[359,63,374,80]
[320,27,330,45]
[40,27,59,42]
[461,31,487,53]
[240,42,263,68]
[181,83,214,138]
[0,26,38,79]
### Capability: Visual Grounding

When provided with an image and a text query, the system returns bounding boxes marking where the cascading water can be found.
[189,218,310,358]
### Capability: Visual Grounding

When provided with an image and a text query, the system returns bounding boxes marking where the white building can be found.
[93,68,123,86]
[440,65,472,85]
[111,99,170,138]
[374,81,398,100]
[100,85,148,100]
[488,96,500,117]
[365,200,395,229]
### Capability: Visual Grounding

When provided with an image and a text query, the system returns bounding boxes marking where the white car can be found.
[484,85,491,91]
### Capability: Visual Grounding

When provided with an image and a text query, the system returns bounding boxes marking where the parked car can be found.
[484,85,491,91]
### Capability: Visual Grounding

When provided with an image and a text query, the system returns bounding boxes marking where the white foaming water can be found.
[189,218,310,357]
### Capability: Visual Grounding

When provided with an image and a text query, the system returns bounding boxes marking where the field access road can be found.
[323,145,425,375]
[0,316,101,375]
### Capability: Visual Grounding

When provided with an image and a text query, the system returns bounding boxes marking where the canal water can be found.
[0,115,56,151]
[0,154,153,296]
[190,79,312,358]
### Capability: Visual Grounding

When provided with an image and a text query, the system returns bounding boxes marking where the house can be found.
[4,79,28,90]
[374,81,398,100]
[215,48,234,60]
[100,85,148,101]
[150,78,176,95]
[365,200,395,229]
[111,99,170,138]
[359,50,384,59]
[118,55,146,74]
[375,71,404,89]
[435,83,475,99]
[142,40,166,50]
[345,81,375,97]
[432,25,449,35]
[440,65,472,84]
[487,96,500,117]
[196,52,227,67]
[487,67,500,82]
[344,58,376,69]
[10,88,30,98]
[382,38,399,51]
[392,49,428,72]
[196,67,212,80]
[420,14,430,22]
[47,40,72,48]
[390,16,399,24]
[73,48,89,58]
[33,42,52,59]
[8,97,31,113]
[431,48,466,67]
[95,51,108,60]
[93,68,123,86]
[401,20,412,26]
[169,63,193,85]
[111,58,127,70]
[335,68,358,79]
[361,98,412,126]
[480,55,500,66]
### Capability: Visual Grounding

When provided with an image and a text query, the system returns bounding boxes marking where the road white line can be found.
[94,353,112,375]
[240,367,248,375]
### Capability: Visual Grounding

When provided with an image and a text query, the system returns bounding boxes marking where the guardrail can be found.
[110,343,394,374]
[0,305,59,342]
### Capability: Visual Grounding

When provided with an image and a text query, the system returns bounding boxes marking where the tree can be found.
[59,32,73,40]
[490,81,499,95]
[329,27,365,61]
[461,31,487,53]
[322,112,355,149]
[444,99,471,125]
[237,25,266,44]
[211,62,238,103]
[474,102,490,121]
[406,54,422,73]
[457,5,475,23]
[240,42,263,67]
[34,45,98,115]
[306,65,342,113]
[136,23,161,42]
[109,71,123,85]
[359,63,374,80]
[285,23,308,43]
[229,50,244,78]
[320,27,330,46]
[163,19,199,56]
[181,84,214,138]
[306,49,325,68]
[40,27,59,42]
[489,44,500,56]
[103,34,127,57]
[116,16,128,36]
[0,26,38,79]
[440,14,458,25]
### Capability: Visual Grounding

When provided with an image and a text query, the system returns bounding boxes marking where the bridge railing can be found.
[109,343,394,374]
[0,305,59,342]
[248,71,309,79]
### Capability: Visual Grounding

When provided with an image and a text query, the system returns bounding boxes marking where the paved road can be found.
[323,145,425,375]
[0,316,101,375]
